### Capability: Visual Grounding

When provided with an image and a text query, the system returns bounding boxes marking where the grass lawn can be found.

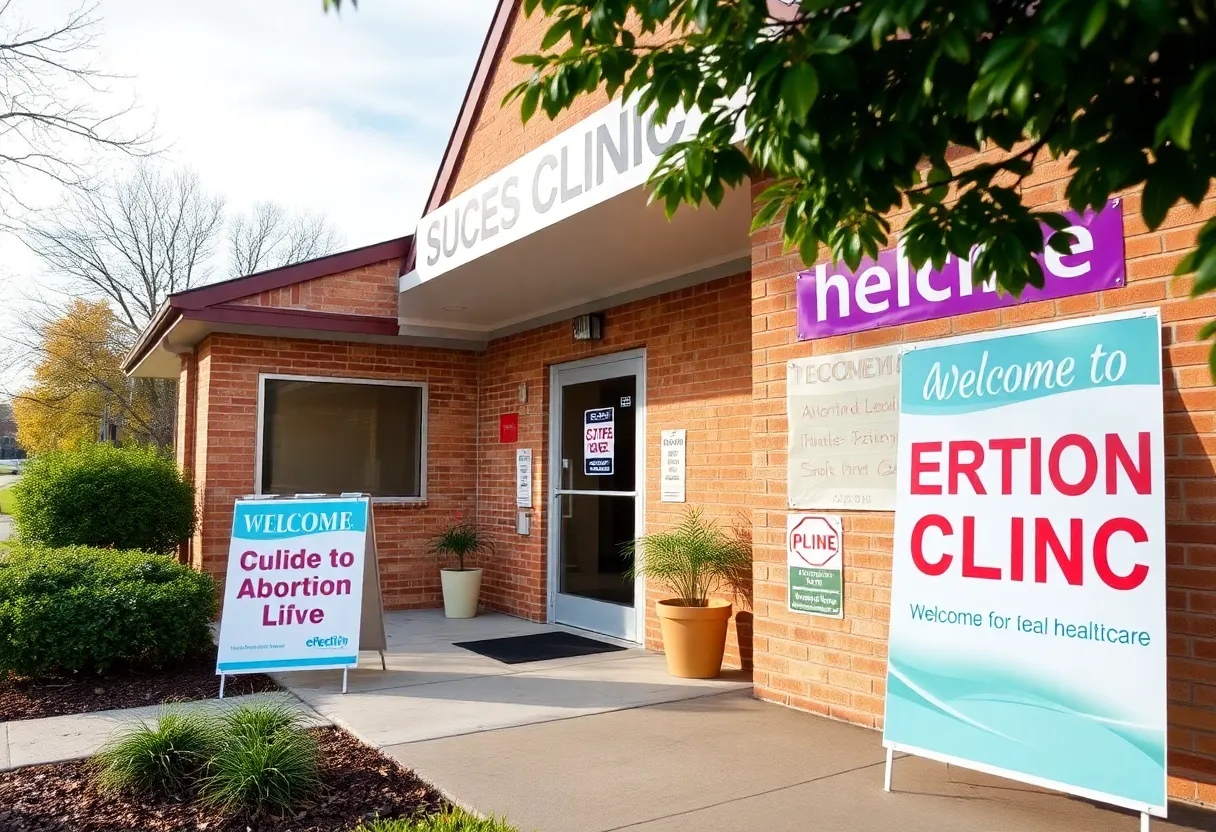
[0,484,16,515]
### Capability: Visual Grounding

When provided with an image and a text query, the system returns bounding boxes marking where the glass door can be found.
[548,351,645,641]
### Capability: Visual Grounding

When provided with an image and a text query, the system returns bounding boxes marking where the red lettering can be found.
[1034,517,1084,585]
[948,440,986,495]
[1030,437,1042,495]
[911,514,953,576]
[1010,516,1024,582]
[240,550,258,571]
[1106,432,1151,495]
[1094,517,1150,590]
[988,438,1026,495]
[910,442,942,495]
[309,608,325,624]
[1048,434,1097,496]
[961,516,1000,579]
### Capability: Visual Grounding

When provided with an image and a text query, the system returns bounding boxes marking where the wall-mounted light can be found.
[573,313,604,341]
[518,382,528,404]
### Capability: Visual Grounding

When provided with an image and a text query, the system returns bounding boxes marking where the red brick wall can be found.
[749,159,1216,804]
[181,334,477,609]
[476,275,755,668]
[231,258,400,319]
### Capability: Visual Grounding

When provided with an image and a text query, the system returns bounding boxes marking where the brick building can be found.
[124,0,1216,816]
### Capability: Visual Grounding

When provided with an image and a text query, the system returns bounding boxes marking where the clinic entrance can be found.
[547,350,646,642]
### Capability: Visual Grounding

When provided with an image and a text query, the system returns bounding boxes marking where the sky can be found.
[0,0,499,389]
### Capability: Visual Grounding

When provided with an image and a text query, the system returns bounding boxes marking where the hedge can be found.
[12,443,196,554]
[0,545,217,678]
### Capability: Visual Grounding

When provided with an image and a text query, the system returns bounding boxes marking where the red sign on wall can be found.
[499,413,519,443]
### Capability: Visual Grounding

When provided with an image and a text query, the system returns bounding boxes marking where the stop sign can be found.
[788,515,841,568]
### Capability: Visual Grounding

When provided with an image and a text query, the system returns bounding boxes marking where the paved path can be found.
[388,691,1215,832]
[0,691,325,772]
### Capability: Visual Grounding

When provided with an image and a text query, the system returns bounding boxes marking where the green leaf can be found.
[942,28,970,63]
[1081,0,1108,47]
[814,33,851,55]
[540,19,569,51]
[520,83,540,124]
[780,63,820,121]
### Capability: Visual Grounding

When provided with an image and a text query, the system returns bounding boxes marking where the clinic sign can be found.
[585,407,615,475]
[883,311,1167,817]
[797,200,1125,340]
[417,94,710,282]
[216,497,370,675]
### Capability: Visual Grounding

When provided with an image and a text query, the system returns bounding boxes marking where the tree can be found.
[504,0,1216,371]
[11,163,343,449]
[0,0,151,217]
[228,202,343,277]
[20,164,225,339]
[11,300,167,452]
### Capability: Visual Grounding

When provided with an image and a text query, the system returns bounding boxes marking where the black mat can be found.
[454,631,628,664]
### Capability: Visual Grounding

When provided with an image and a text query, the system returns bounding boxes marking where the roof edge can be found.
[176,235,411,311]
[404,0,518,274]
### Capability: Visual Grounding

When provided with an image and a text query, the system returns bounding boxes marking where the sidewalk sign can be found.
[215,493,388,696]
[881,310,1166,829]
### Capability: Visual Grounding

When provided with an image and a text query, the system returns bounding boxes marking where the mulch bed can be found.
[0,727,448,831]
[0,654,279,722]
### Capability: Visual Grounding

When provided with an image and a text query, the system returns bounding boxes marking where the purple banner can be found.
[796,200,1125,340]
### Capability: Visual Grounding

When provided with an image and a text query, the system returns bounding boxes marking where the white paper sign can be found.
[584,407,615,475]
[516,448,533,508]
[216,497,369,675]
[660,429,686,502]
[788,345,901,511]
[884,311,1167,816]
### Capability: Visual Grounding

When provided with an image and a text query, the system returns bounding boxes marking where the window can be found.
[258,375,426,500]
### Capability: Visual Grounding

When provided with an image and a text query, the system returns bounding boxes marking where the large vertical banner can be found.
[883,310,1167,816]
[216,497,370,675]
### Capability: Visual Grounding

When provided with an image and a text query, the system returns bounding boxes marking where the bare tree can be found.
[229,202,343,277]
[0,0,152,217]
[20,164,225,338]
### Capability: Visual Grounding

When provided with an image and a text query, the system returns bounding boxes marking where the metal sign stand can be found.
[216,492,388,699]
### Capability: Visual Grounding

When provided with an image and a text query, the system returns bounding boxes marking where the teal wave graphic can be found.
[884,654,1165,808]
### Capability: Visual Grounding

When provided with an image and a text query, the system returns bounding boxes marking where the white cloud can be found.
[0,0,498,388]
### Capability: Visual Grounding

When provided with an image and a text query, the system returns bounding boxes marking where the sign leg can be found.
[218,674,226,700]
[342,667,349,695]
[884,747,894,792]
[380,650,386,671]
[1140,812,1150,832]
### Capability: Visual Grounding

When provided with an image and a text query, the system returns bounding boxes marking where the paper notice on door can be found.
[584,407,614,475]
[660,429,686,502]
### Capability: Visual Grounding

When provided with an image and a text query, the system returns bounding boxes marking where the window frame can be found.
[254,373,429,503]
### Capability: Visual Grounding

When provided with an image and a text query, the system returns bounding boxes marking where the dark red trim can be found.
[197,304,399,336]
[176,236,410,311]
[124,235,411,373]
[404,0,518,274]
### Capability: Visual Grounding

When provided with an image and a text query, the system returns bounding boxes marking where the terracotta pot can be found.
[440,568,482,618]
[655,598,732,678]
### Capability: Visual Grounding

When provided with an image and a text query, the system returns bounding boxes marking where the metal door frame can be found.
[546,348,646,642]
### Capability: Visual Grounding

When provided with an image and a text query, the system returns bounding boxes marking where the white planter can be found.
[440,568,483,618]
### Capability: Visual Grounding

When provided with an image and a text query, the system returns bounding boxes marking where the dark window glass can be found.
[261,379,423,498]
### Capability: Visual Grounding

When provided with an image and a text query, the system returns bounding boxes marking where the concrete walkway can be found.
[388,690,1215,832]
[276,610,751,747]
[0,691,324,771]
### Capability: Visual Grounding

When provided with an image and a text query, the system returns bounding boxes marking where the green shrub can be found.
[0,545,217,678]
[92,711,219,796]
[12,443,196,553]
[358,813,521,832]
[199,703,320,817]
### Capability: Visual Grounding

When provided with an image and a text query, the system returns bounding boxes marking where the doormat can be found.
[454,631,628,665]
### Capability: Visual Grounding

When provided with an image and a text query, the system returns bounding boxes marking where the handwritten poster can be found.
[788,345,901,511]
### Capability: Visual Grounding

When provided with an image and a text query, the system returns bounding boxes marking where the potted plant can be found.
[431,514,491,619]
[625,508,751,679]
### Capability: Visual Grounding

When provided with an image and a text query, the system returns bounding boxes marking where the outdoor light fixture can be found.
[572,313,604,341]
